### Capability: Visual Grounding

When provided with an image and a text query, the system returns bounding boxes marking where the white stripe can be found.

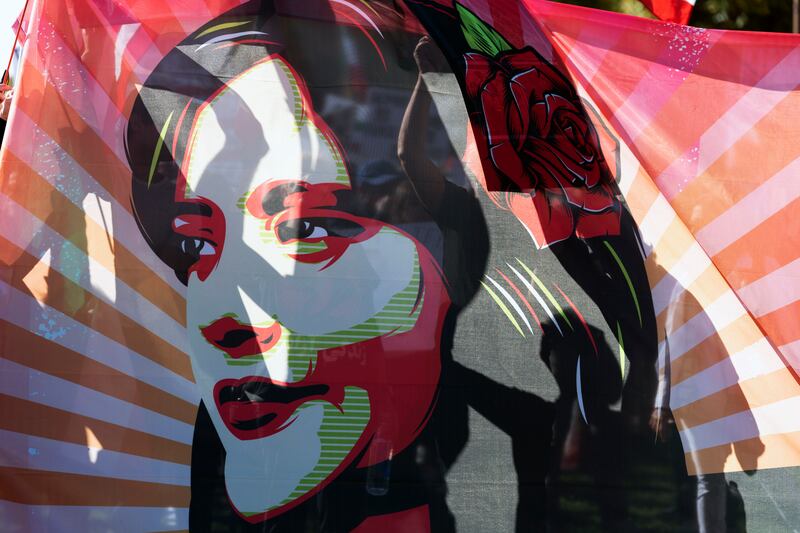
[0,193,188,353]
[104,20,162,82]
[0,358,194,444]
[617,143,641,197]
[0,502,188,533]
[0,429,189,486]
[6,110,185,295]
[651,242,711,316]
[507,263,562,335]
[696,156,800,257]
[680,394,800,453]
[670,338,782,409]
[115,24,140,80]
[485,275,534,334]
[576,356,587,423]
[637,193,675,257]
[330,0,383,37]
[736,256,800,318]
[196,30,270,51]
[0,280,198,403]
[662,290,744,363]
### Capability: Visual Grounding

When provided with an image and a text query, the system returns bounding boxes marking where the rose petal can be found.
[541,94,581,143]
[523,140,578,186]
[490,142,530,191]
[524,145,613,213]
[580,127,604,188]
[506,86,527,151]
[501,47,574,97]
[574,208,621,239]
[524,138,604,189]
[530,101,549,136]
[466,114,507,193]
[464,53,494,100]
[481,73,531,190]
[560,181,618,212]
[583,101,620,182]
[508,190,574,248]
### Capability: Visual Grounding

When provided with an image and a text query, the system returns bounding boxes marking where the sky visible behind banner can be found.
[0,0,28,68]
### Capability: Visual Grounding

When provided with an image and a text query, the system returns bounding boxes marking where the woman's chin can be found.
[217,397,372,520]
[219,402,326,516]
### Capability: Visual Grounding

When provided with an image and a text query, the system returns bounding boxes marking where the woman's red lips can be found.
[201,316,281,358]
[214,377,331,440]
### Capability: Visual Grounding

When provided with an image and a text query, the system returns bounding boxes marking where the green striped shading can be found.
[219,237,422,378]
[279,387,370,506]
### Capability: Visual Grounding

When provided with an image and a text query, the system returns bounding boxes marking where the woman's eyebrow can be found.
[261,182,343,215]
[262,183,309,215]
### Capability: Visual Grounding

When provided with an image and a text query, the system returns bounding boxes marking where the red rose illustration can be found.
[465,48,621,248]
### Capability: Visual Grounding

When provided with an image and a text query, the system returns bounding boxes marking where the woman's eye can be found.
[180,237,215,256]
[276,217,363,243]
[305,222,328,239]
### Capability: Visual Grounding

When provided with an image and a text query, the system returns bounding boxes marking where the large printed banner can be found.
[1,0,800,531]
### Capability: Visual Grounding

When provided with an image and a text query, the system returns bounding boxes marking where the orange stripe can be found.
[0,153,186,326]
[757,299,800,348]
[0,394,191,465]
[713,195,800,289]
[644,217,693,288]
[0,467,189,507]
[623,166,659,223]
[672,91,800,232]
[655,265,729,343]
[0,234,193,381]
[17,63,133,211]
[685,432,800,475]
[0,320,195,425]
[673,368,800,430]
[670,314,764,385]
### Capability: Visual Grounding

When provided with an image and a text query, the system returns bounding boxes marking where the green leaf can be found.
[456,3,512,57]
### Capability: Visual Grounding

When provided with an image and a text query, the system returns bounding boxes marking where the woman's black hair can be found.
[126,0,435,285]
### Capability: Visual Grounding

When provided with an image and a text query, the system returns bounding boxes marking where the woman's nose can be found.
[200,316,282,359]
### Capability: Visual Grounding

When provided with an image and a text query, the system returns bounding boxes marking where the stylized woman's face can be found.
[175,56,443,519]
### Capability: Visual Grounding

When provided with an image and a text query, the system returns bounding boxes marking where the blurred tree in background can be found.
[689,0,791,31]
[559,0,792,32]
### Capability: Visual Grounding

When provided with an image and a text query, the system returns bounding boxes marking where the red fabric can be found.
[352,505,431,533]
[640,0,693,24]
